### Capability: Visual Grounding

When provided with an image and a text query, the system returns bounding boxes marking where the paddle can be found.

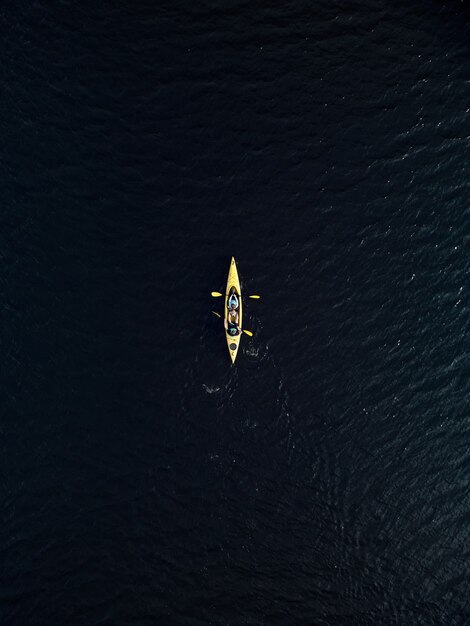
[211,311,253,337]
[211,291,261,299]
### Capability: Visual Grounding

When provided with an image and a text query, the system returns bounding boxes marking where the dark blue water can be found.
[2,1,470,624]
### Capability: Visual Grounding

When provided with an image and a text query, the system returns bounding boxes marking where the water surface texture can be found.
[1,1,470,624]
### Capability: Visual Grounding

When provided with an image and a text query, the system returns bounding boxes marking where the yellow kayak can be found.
[225,257,242,363]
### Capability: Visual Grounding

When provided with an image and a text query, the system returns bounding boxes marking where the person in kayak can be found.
[224,290,241,336]
[227,290,239,310]
[225,320,240,336]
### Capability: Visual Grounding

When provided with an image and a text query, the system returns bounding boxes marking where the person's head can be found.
[231,303,236,310]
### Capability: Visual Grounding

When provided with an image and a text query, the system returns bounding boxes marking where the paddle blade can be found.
[248,295,261,299]
[212,311,222,318]
[242,329,253,337]
[211,291,223,297]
